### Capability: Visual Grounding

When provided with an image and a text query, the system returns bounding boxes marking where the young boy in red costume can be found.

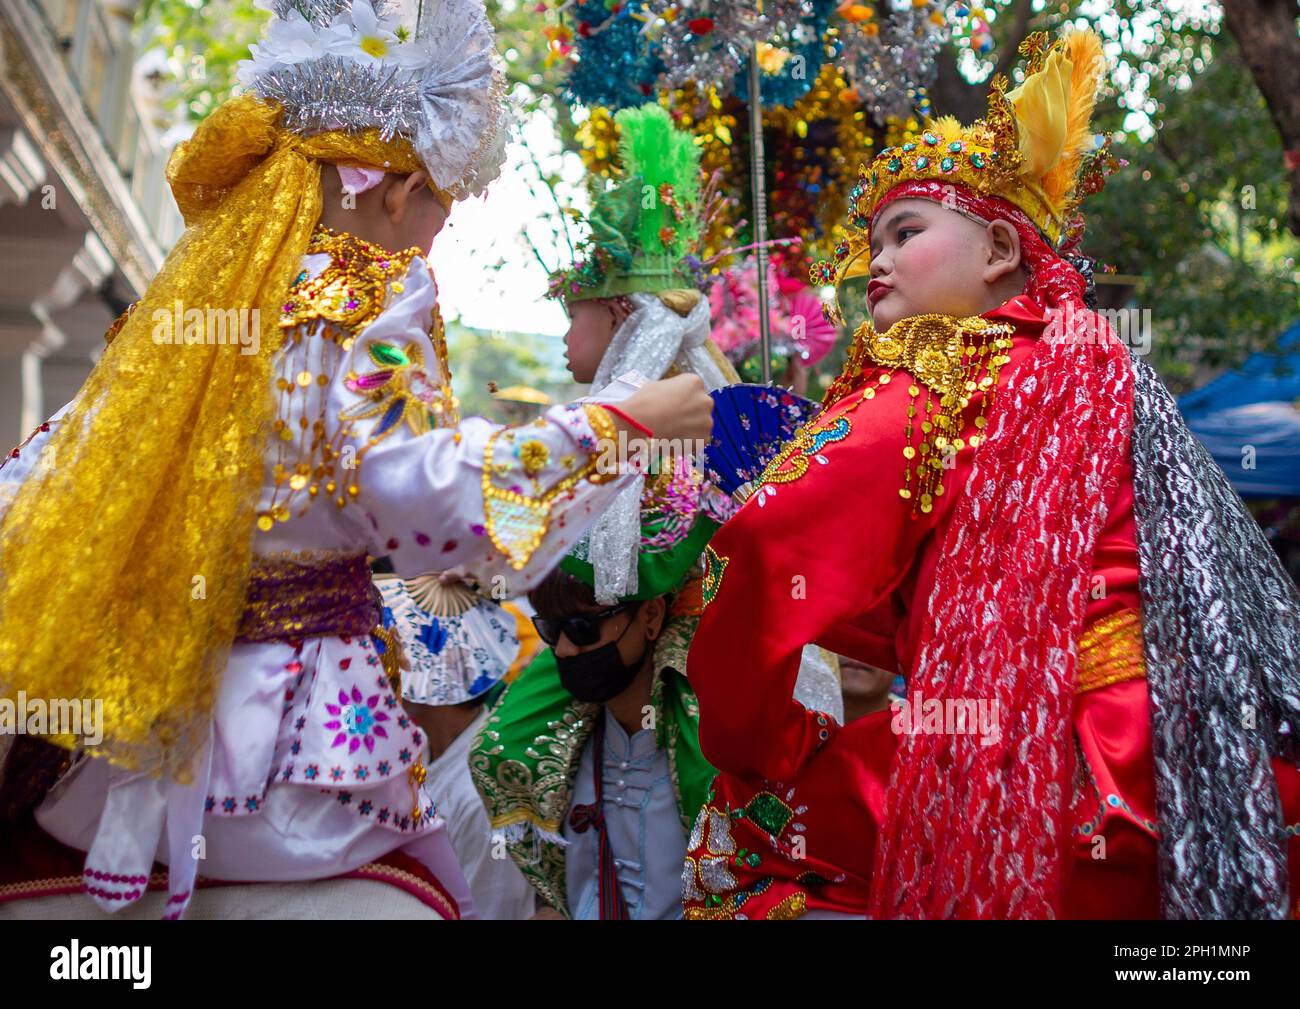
[683,30,1300,920]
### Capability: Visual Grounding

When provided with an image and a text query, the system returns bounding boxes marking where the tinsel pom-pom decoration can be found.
[733,0,840,109]
[564,0,663,110]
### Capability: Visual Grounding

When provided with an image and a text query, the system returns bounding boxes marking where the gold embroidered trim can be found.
[582,403,618,460]
[766,891,809,920]
[346,861,457,920]
[480,406,617,571]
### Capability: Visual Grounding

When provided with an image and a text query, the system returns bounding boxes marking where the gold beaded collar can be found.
[826,314,1014,408]
[280,225,422,334]
[825,314,1016,516]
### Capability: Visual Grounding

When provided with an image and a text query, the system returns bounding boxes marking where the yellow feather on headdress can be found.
[1039,29,1105,210]
[1005,29,1104,214]
[930,114,964,139]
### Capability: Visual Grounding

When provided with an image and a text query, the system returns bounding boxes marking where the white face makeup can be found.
[865,199,1024,331]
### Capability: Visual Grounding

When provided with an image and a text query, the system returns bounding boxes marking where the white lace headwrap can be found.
[579,292,730,603]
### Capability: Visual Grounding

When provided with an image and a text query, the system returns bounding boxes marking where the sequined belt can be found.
[1075,607,1146,694]
[236,553,380,643]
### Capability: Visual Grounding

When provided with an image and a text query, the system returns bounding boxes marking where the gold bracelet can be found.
[582,404,621,484]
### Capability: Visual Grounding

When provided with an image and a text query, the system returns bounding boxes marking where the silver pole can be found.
[748,42,772,385]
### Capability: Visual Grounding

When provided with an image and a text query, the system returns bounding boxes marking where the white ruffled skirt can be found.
[37,633,473,919]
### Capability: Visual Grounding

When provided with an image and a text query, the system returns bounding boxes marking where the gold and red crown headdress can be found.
[814,30,1117,320]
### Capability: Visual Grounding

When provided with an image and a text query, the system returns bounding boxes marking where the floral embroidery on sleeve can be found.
[341,339,454,441]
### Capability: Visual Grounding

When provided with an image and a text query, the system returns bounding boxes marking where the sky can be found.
[426,101,589,340]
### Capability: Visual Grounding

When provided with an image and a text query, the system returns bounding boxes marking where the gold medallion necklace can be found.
[824,313,1015,514]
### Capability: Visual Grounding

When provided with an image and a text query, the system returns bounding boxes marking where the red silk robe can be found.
[684,295,1300,920]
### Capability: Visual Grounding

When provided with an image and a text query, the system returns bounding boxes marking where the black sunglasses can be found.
[533,601,639,648]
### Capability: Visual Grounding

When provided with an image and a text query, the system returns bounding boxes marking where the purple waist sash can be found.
[236,553,380,643]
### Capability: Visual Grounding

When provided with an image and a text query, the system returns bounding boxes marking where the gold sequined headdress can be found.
[0,1,505,781]
[813,29,1112,312]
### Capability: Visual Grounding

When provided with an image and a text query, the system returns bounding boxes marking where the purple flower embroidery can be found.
[324,685,391,754]
[359,800,373,816]
[329,766,345,782]
[304,764,319,781]
[354,765,370,781]
[377,761,391,776]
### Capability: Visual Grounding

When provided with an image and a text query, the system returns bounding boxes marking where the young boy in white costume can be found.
[0,0,710,921]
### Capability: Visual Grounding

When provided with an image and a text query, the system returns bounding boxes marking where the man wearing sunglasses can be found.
[470,517,716,920]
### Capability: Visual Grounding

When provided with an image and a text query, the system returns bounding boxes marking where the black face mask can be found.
[555,617,648,704]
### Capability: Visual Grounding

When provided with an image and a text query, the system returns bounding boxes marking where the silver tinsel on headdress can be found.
[267,0,390,26]
[240,0,509,199]
[1129,356,1300,918]
[255,55,422,141]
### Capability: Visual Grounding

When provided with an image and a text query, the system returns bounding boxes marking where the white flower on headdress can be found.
[325,2,403,66]
[237,10,325,87]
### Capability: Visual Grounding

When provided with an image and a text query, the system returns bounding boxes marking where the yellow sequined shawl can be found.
[0,95,425,780]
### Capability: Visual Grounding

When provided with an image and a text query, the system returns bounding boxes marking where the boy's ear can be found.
[642,596,667,641]
[383,170,431,222]
[983,219,1022,284]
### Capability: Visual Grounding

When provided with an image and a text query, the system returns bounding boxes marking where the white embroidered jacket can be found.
[1,235,636,919]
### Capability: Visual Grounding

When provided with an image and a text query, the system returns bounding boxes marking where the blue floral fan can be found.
[375,574,518,708]
[705,384,820,503]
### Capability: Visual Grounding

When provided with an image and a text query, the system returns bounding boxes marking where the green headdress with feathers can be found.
[548,104,704,302]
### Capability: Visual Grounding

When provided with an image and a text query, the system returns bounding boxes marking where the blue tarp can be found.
[1177,323,1300,497]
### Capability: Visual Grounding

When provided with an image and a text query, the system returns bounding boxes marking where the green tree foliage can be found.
[1085,27,1298,387]
[136,0,266,122]
[445,321,579,421]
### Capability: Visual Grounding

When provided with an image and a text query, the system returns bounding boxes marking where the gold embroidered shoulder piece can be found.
[279,225,421,333]
[256,226,441,532]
